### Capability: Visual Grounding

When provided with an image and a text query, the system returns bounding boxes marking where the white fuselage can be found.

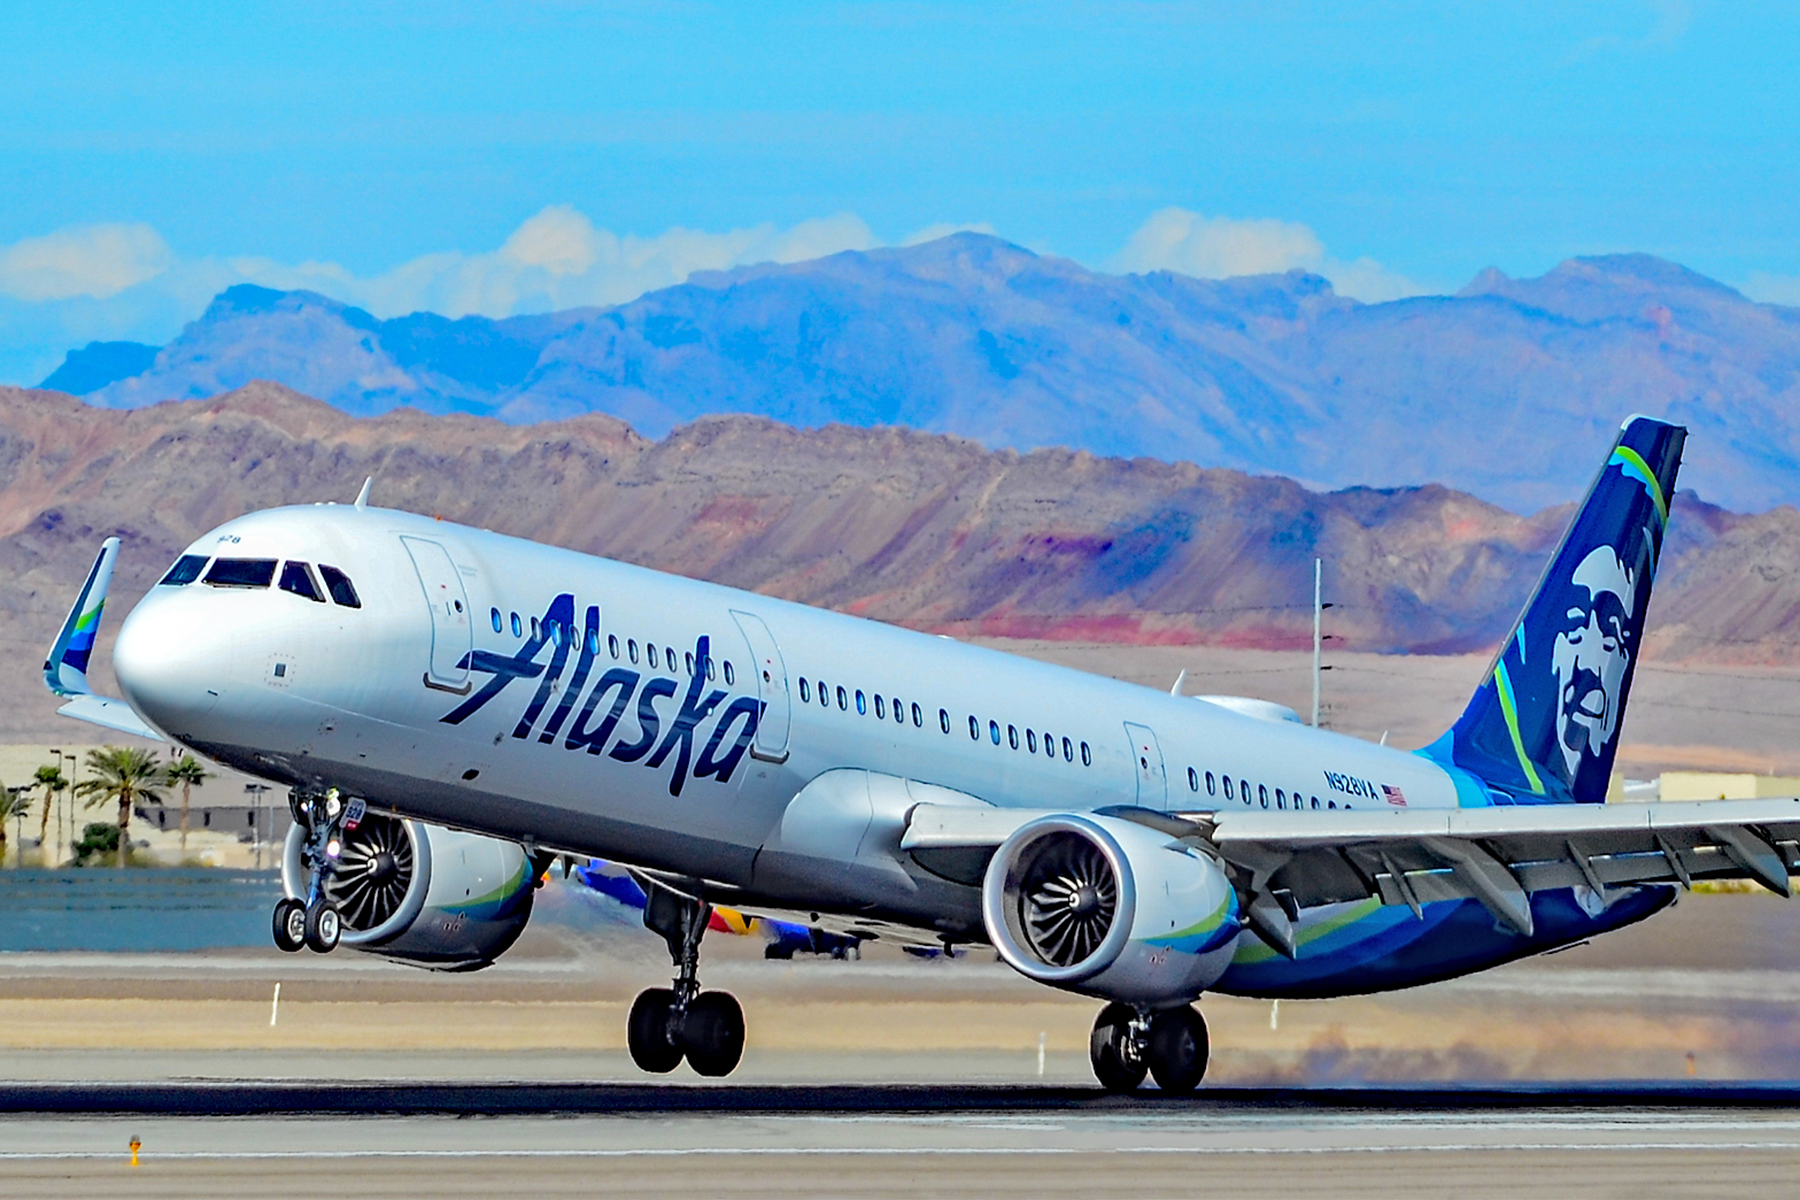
[114,503,1462,937]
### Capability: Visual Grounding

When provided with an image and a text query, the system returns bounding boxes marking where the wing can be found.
[901,798,1800,956]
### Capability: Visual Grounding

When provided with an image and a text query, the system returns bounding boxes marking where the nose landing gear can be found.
[626,881,747,1078]
[271,788,354,955]
[1089,1001,1209,1093]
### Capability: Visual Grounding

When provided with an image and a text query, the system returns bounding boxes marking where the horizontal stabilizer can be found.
[56,694,163,742]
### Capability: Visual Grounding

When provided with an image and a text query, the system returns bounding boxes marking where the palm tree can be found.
[0,783,29,867]
[164,754,213,858]
[74,747,168,869]
[33,764,67,863]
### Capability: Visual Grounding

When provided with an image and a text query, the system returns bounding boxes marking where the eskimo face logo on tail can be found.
[436,596,761,797]
[1551,546,1635,780]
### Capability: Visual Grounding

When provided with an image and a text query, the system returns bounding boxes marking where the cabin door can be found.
[400,536,473,693]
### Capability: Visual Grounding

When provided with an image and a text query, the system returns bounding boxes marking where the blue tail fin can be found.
[1424,416,1685,803]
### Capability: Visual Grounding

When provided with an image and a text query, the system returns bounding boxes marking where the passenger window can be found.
[1206,771,1216,796]
[913,703,924,728]
[1276,789,1286,810]
[837,686,848,711]
[856,690,867,715]
[685,651,695,675]
[647,644,658,669]
[705,657,715,681]
[665,646,676,671]
[205,558,278,589]
[969,715,979,740]
[159,554,208,586]
[820,682,830,707]
[874,695,885,720]
[279,561,324,602]
[491,607,503,633]
[587,628,601,656]
[1259,784,1269,809]
[1081,742,1091,766]
[1311,796,1320,810]
[1223,777,1234,801]
[1004,725,1015,749]
[940,708,951,734]
[1061,737,1073,762]
[1043,732,1054,757]
[1027,730,1038,753]
[724,661,734,685]
[1328,799,1337,810]
[608,634,620,659]
[1240,779,1250,805]
[989,720,1001,745]
[512,612,522,637]
[628,639,639,664]
[1188,767,1198,792]
[800,678,811,703]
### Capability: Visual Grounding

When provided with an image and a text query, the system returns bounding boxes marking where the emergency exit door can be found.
[731,610,790,762]
[1124,721,1168,809]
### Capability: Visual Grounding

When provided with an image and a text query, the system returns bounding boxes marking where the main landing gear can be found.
[272,788,352,955]
[1089,1002,1209,1093]
[627,883,746,1078]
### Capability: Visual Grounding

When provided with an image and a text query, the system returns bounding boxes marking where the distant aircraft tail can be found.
[1423,417,1685,803]
[44,537,120,697]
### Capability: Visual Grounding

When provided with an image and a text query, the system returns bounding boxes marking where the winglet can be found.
[44,537,120,697]
[354,477,372,510]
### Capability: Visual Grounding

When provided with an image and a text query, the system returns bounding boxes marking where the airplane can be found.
[40,415,1800,1089]
[572,857,864,959]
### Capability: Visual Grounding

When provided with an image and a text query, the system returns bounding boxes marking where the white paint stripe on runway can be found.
[7,1141,1800,1161]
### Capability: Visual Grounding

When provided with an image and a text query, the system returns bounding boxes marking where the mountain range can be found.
[1,381,1794,742]
[39,235,1800,514]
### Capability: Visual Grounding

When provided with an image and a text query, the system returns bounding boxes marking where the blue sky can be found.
[2,1,1797,384]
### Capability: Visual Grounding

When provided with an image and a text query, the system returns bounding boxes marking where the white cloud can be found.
[199,206,880,319]
[1109,206,1428,303]
[1740,271,1800,308]
[0,223,172,302]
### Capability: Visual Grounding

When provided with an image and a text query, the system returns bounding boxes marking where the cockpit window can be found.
[159,555,208,586]
[279,561,325,602]
[318,565,361,609]
[204,558,278,588]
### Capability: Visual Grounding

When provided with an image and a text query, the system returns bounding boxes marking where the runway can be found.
[6,1082,1800,1198]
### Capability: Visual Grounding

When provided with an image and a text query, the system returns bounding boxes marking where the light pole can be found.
[62,751,78,867]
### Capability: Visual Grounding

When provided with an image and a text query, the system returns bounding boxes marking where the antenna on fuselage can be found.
[1170,669,1187,697]
[353,477,372,511]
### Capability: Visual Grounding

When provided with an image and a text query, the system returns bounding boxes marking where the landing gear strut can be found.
[1089,1002,1209,1093]
[626,882,746,1077]
[271,788,354,955]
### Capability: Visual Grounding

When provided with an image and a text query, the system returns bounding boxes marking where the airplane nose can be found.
[113,595,234,735]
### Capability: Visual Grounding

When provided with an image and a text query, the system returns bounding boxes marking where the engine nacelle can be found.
[982,813,1241,1005]
[283,813,536,971]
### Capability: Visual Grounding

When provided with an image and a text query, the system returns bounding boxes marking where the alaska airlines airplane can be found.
[42,416,1800,1090]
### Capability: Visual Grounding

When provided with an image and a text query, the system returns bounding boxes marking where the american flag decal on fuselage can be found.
[1382,784,1407,807]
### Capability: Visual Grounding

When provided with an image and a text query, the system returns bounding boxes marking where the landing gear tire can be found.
[272,899,307,953]
[303,901,342,953]
[681,991,746,1077]
[1146,1005,1209,1093]
[628,988,685,1074]
[1089,1001,1148,1093]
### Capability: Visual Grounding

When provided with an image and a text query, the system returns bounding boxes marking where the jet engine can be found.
[981,813,1242,1005]
[281,813,536,971]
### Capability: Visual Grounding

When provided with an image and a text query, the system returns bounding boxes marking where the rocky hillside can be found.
[45,235,1800,513]
[2,381,1795,741]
